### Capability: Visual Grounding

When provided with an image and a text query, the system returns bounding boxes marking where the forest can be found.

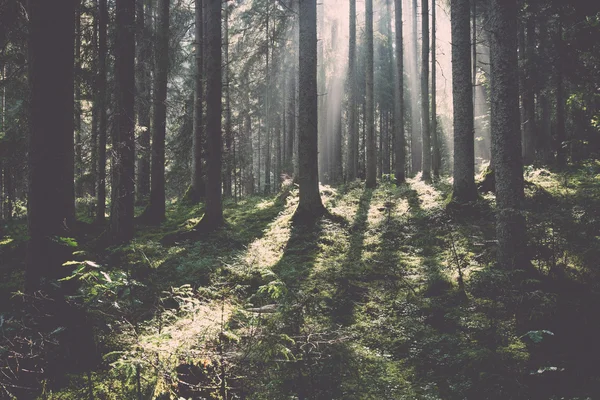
[0,0,599,398]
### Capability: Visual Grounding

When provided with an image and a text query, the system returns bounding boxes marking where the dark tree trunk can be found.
[489,0,527,271]
[421,0,430,181]
[293,0,325,223]
[285,63,295,176]
[96,0,108,223]
[194,0,223,231]
[264,6,271,195]
[75,0,84,198]
[411,0,421,174]
[143,0,169,224]
[110,0,136,242]
[538,16,552,165]
[555,11,566,167]
[223,2,233,198]
[394,0,405,184]
[136,0,152,204]
[243,94,255,195]
[191,0,206,202]
[365,0,376,188]
[90,0,98,198]
[347,0,358,181]
[431,0,440,177]
[522,8,536,165]
[451,0,476,203]
[27,0,76,290]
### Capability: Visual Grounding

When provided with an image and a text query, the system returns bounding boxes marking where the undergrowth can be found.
[1,165,600,399]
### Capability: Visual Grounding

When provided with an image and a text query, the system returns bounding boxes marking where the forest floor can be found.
[2,163,600,399]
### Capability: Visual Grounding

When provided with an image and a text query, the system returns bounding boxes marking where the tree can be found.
[394,0,405,184]
[555,8,566,167]
[489,0,526,271]
[421,0,431,181]
[74,0,84,198]
[96,0,108,223]
[190,0,206,203]
[365,0,376,188]
[142,0,170,224]
[347,0,358,181]
[521,3,536,165]
[26,0,76,290]
[410,0,421,174]
[224,1,233,197]
[193,0,223,231]
[451,0,477,203]
[293,0,326,222]
[431,0,440,177]
[110,0,136,243]
[136,0,153,203]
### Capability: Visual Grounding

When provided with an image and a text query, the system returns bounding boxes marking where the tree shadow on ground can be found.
[329,188,374,326]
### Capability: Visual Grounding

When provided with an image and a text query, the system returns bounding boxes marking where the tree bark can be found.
[411,0,421,174]
[365,0,376,188]
[347,0,358,181]
[90,0,98,198]
[421,0,431,181]
[293,0,325,222]
[451,0,477,203]
[522,7,536,165]
[432,0,439,177]
[110,0,136,242]
[489,0,527,271]
[224,1,233,198]
[194,0,223,231]
[96,0,108,223]
[143,0,169,224]
[136,0,152,204]
[555,10,566,167]
[75,0,84,198]
[27,0,76,290]
[393,0,405,184]
[538,16,552,165]
[191,0,206,202]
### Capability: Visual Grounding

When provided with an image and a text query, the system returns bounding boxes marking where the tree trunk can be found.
[110,0,136,242]
[421,0,431,181]
[293,0,325,222]
[538,16,552,165]
[365,0,376,188]
[431,0,440,177]
[96,0,108,223]
[286,62,295,176]
[191,0,206,202]
[451,0,476,203]
[393,0,405,184]
[264,3,271,195]
[194,0,223,231]
[522,8,536,165]
[27,0,76,290]
[411,0,421,174]
[90,0,98,198]
[347,0,358,181]
[75,0,84,198]
[136,0,152,204]
[224,2,233,198]
[489,0,527,271]
[555,10,566,167]
[143,0,169,224]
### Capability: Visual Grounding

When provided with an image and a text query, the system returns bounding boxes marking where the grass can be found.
[3,165,600,399]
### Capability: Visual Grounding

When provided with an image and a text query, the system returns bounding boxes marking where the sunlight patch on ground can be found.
[243,196,295,270]
[394,197,410,215]
[408,176,443,210]
[0,237,14,246]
